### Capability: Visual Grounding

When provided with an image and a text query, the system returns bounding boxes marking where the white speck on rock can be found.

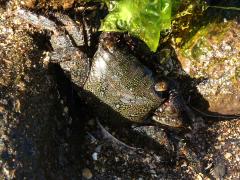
[63,106,68,113]
[92,152,98,161]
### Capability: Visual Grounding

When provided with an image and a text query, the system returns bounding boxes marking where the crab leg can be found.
[15,8,58,33]
[50,12,86,47]
[96,119,138,151]
[153,79,204,129]
[15,8,90,87]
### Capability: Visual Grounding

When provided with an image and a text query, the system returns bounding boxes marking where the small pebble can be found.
[14,99,21,113]
[236,155,240,162]
[43,54,50,66]
[63,0,75,9]
[224,152,232,159]
[217,136,222,141]
[3,167,10,179]
[150,169,156,175]
[17,81,26,91]
[101,168,105,173]
[195,173,204,180]
[82,168,93,179]
[21,0,36,8]
[63,106,69,113]
[0,105,5,113]
[92,152,98,161]
[88,119,95,126]
[181,162,187,167]
[115,157,119,162]
[214,145,221,150]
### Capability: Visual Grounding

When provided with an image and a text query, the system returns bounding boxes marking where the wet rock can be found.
[1,1,239,179]
[176,20,240,114]
[0,3,78,179]
[204,119,240,179]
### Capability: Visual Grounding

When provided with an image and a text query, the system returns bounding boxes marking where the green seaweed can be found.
[100,0,174,52]
[89,0,240,52]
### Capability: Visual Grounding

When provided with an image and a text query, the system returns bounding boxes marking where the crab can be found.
[15,8,202,158]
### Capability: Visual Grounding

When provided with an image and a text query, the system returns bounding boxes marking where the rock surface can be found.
[0,2,81,178]
[0,1,239,179]
[176,20,240,114]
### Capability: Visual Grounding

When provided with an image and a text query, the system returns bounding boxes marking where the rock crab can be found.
[14,8,202,152]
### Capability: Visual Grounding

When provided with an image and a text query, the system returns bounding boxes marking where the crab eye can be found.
[154,81,169,92]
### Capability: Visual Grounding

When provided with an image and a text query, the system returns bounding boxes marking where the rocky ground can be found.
[0,0,239,179]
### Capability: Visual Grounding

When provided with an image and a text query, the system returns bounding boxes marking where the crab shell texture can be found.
[83,35,164,123]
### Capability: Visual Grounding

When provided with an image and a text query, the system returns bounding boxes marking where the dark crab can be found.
[14,8,202,155]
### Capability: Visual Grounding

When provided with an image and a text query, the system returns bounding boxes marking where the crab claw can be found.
[153,79,206,131]
[152,103,184,128]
